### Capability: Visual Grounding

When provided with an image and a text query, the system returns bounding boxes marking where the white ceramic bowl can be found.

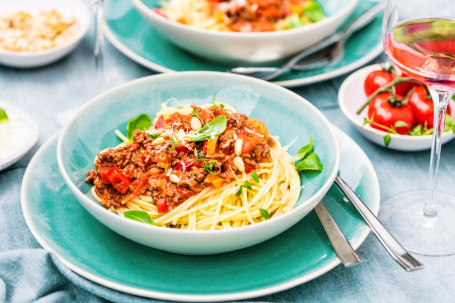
[339,63,455,151]
[0,101,39,171]
[0,0,90,68]
[131,0,358,64]
[57,71,340,255]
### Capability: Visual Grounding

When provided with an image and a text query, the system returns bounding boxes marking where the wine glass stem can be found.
[424,89,455,216]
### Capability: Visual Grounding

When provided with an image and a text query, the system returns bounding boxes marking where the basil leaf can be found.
[126,113,152,141]
[243,180,252,190]
[251,171,260,183]
[0,108,8,123]
[236,186,243,196]
[295,153,323,172]
[259,208,269,219]
[304,1,324,22]
[147,134,161,139]
[292,138,314,162]
[123,210,155,225]
[286,14,306,29]
[384,134,392,147]
[192,115,227,142]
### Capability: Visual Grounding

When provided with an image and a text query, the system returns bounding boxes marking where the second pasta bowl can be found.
[57,72,340,254]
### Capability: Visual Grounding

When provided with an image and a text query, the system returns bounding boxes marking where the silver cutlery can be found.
[334,176,424,272]
[314,201,362,267]
[229,0,386,81]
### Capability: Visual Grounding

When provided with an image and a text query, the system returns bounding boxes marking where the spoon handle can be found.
[334,176,423,272]
[314,201,362,267]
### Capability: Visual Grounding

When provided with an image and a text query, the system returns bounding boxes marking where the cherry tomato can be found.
[155,115,165,129]
[175,145,192,153]
[97,167,131,194]
[174,159,203,171]
[367,93,415,135]
[364,70,394,96]
[408,86,452,128]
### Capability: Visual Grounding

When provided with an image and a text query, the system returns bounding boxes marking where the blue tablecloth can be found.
[2,4,455,303]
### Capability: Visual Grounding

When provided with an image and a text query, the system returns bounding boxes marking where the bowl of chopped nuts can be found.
[0,0,90,68]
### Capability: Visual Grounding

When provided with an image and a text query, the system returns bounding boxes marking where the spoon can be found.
[229,1,386,81]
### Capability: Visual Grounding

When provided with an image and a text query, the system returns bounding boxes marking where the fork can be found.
[229,0,385,81]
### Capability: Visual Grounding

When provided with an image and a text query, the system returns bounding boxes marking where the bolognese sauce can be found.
[85,105,274,213]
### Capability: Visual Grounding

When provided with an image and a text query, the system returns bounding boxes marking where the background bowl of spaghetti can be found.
[131,0,358,64]
[57,72,340,255]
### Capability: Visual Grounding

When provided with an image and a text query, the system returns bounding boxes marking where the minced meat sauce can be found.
[85,105,274,213]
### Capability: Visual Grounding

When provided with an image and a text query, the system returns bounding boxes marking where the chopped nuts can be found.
[151,137,165,145]
[169,174,180,183]
[233,156,245,173]
[235,139,243,156]
[190,117,202,131]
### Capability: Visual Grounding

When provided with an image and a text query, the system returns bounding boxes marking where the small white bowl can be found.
[338,63,455,151]
[0,101,39,171]
[131,0,358,64]
[0,0,90,68]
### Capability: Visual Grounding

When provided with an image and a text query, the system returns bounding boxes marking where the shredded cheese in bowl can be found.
[0,10,78,52]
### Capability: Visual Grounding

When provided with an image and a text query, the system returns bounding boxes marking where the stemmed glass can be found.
[379,0,455,255]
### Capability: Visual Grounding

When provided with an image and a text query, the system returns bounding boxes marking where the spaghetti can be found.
[86,102,301,230]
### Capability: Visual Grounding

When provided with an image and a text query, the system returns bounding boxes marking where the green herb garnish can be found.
[0,108,8,123]
[294,139,323,172]
[123,210,155,225]
[126,113,152,141]
[292,138,314,162]
[191,115,227,142]
[147,134,161,140]
[304,0,324,22]
[191,107,199,118]
[259,208,269,219]
[251,171,260,183]
[236,180,253,196]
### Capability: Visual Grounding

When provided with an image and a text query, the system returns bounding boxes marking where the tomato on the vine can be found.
[367,92,415,135]
[364,70,394,96]
[408,86,452,128]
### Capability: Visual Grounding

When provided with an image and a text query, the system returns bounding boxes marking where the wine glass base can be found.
[379,190,455,256]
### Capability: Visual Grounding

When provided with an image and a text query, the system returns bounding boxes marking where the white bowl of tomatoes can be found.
[339,63,455,151]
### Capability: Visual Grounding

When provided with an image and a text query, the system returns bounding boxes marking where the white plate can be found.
[0,0,90,68]
[0,101,39,170]
[338,63,455,151]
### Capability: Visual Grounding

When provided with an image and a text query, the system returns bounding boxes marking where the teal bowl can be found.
[131,0,358,63]
[57,72,340,254]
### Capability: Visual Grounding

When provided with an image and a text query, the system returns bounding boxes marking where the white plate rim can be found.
[21,126,380,302]
[0,101,40,171]
[103,21,383,88]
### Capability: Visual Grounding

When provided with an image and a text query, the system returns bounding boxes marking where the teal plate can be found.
[103,0,383,88]
[21,127,380,302]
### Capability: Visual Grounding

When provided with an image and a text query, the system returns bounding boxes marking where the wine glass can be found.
[379,0,455,255]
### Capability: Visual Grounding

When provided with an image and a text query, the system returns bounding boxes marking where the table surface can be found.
[2,3,455,303]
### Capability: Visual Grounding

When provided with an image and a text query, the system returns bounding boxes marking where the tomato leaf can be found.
[295,153,323,172]
[394,121,408,128]
[0,108,8,123]
[304,0,324,22]
[259,208,269,219]
[123,210,155,225]
[126,114,152,141]
[384,134,392,147]
[251,171,260,183]
[292,138,314,162]
[192,115,227,142]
